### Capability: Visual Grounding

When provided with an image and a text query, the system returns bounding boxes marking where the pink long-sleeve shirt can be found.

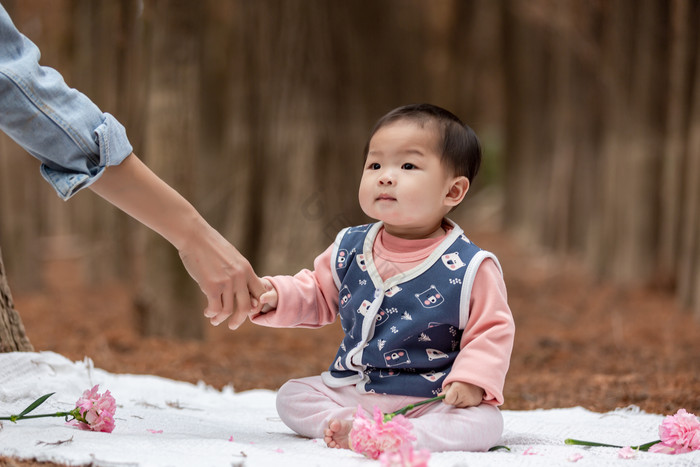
[251,226,515,405]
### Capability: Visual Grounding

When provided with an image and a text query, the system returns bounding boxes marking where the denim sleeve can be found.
[0,4,132,200]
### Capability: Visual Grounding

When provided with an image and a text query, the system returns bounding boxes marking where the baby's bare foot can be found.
[324,418,353,449]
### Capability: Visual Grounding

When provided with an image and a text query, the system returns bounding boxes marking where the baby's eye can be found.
[401,163,416,170]
[367,162,381,170]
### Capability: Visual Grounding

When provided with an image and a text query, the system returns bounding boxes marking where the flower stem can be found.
[0,411,77,423]
[565,438,660,451]
[385,395,446,421]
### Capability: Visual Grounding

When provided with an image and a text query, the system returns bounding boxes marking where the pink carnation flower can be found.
[68,385,116,433]
[349,405,416,460]
[379,443,430,467]
[648,409,700,455]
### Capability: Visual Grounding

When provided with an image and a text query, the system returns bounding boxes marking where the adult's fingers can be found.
[227,287,252,330]
[206,284,233,326]
[247,274,268,302]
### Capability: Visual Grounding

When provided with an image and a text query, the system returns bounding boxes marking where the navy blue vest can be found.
[320,220,501,397]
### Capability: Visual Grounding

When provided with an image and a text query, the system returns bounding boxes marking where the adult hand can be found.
[179,221,266,329]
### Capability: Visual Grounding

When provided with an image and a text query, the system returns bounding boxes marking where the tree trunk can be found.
[619,0,666,282]
[544,0,575,253]
[678,11,700,317]
[659,0,692,283]
[502,0,553,242]
[0,247,33,352]
[135,0,204,339]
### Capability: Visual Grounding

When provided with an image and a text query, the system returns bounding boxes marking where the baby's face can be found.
[358,120,457,239]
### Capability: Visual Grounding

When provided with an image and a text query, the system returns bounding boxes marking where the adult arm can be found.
[89,154,266,329]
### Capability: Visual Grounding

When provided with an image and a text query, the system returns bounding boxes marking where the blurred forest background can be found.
[1,0,699,341]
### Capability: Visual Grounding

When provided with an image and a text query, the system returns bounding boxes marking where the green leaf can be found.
[489,445,511,452]
[17,393,55,418]
[565,438,621,448]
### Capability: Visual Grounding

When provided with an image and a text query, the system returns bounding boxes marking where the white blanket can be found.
[0,352,697,466]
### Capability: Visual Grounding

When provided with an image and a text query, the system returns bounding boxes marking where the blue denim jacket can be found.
[0,4,132,200]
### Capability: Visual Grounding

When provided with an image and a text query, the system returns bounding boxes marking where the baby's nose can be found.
[379,173,394,185]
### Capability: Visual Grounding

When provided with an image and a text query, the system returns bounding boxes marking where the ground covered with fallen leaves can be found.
[3,227,700,466]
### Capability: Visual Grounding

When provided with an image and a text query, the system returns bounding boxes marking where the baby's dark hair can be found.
[363,103,482,182]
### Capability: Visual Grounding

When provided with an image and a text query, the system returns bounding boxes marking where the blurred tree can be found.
[677,7,700,318]
[502,0,700,316]
[69,0,142,285]
[134,0,205,339]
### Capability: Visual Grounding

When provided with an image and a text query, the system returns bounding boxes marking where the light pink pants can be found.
[275,376,503,452]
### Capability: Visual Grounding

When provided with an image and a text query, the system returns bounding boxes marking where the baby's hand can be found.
[441,382,484,408]
[254,278,278,313]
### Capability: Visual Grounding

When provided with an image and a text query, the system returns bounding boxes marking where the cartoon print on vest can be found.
[356,254,367,271]
[385,285,402,297]
[384,349,411,367]
[379,368,399,378]
[419,370,446,382]
[415,285,444,308]
[339,285,352,308]
[336,249,349,269]
[426,348,449,361]
[441,252,466,271]
[375,309,390,326]
[334,356,344,371]
[357,299,372,316]
[347,224,372,235]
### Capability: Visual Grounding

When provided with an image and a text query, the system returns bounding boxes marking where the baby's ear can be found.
[445,177,469,207]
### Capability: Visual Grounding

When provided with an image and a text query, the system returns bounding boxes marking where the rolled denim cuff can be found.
[40,112,133,200]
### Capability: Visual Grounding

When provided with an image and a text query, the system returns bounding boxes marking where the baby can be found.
[251,103,515,452]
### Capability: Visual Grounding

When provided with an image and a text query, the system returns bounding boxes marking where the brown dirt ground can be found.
[3,228,700,466]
